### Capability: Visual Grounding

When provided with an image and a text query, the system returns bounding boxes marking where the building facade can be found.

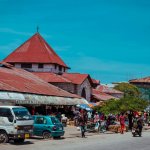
[130,77,150,102]
[3,32,93,101]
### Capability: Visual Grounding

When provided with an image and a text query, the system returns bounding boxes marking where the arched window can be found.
[81,88,86,99]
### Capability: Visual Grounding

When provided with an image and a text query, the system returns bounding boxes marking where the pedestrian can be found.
[137,114,143,135]
[94,112,100,123]
[56,112,62,122]
[119,112,125,134]
[128,111,133,130]
[78,110,87,138]
[73,108,80,126]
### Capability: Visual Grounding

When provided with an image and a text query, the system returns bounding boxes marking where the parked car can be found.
[33,115,65,139]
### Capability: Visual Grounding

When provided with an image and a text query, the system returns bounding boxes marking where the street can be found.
[1,129,150,150]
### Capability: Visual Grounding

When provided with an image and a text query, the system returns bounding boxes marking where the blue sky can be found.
[0,0,150,83]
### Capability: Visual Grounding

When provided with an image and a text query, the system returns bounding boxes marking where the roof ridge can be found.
[35,33,69,68]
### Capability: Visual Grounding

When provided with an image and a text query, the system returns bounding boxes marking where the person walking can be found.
[119,112,125,134]
[137,114,143,136]
[78,110,87,138]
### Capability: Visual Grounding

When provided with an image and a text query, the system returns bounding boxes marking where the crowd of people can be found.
[28,105,150,138]
[72,109,150,137]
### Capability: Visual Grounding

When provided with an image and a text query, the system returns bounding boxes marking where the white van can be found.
[0,106,34,143]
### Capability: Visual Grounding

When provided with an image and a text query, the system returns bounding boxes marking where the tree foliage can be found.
[94,83,148,114]
[94,97,148,114]
[114,83,140,98]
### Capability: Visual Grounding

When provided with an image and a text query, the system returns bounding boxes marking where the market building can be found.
[32,72,93,101]
[4,33,69,74]
[95,85,124,99]
[129,76,150,101]
[91,85,123,103]
[0,62,87,115]
[3,32,94,101]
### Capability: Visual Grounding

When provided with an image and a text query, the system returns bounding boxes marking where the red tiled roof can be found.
[3,33,69,68]
[92,78,100,85]
[32,72,93,85]
[32,72,71,83]
[0,62,78,98]
[62,73,90,85]
[129,76,150,83]
[92,89,117,101]
[96,85,123,94]
[92,94,116,101]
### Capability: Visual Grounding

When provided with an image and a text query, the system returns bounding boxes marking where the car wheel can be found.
[0,131,8,143]
[43,131,51,139]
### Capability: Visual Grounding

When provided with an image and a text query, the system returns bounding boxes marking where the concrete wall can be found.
[77,78,92,101]
[51,83,75,94]
[51,79,92,101]
[14,63,67,73]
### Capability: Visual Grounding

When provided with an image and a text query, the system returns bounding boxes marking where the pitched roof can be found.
[129,76,150,83]
[62,73,92,85]
[32,72,71,83]
[96,85,123,94]
[92,89,117,101]
[3,33,69,68]
[91,78,100,85]
[0,62,78,98]
[32,72,93,86]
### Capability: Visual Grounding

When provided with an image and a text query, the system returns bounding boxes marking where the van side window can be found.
[0,108,13,122]
[0,108,12,117]
[35,117,47,124]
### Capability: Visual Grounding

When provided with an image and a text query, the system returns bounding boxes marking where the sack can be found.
[77,126,80,131]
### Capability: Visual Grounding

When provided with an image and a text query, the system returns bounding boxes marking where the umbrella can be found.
[76,104,93,111]
[88,102,97,108]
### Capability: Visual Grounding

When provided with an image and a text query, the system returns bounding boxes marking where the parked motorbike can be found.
[132,127,142,137]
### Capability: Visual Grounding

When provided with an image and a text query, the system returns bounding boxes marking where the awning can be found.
[0,91,88,105]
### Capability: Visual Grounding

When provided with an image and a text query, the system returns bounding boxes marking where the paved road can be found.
[1,131,150,150]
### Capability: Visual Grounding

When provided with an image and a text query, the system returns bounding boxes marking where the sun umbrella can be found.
[88,102,97,108]
[76,104,93,111]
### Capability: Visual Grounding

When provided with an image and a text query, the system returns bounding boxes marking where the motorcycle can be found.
[132,127,142,137]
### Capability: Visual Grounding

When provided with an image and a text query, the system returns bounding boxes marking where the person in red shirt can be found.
[119,112,125,134]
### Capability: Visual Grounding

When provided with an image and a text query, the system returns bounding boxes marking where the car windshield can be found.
[12,108,32,120]
[51,117,60,124]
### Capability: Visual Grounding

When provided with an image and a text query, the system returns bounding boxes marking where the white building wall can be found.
[14,63,67,73]
[15,64,21,68]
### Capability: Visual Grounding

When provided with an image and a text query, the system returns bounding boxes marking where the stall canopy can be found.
[0,91,88,105]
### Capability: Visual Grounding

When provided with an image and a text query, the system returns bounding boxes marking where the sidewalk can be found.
[64,126,113,138]
[64,126,98,138]
[64,125,150,139]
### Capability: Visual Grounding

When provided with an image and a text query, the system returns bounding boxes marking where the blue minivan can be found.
[33,115,65,139]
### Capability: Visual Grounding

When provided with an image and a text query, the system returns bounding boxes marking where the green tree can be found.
[94,99,119,115]
[114,83,140,98]
[94,97,148,114]
[94,83,148,114]
[118,96,148,112]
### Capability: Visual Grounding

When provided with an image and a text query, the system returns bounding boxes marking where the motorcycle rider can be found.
[137,114,143,136]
